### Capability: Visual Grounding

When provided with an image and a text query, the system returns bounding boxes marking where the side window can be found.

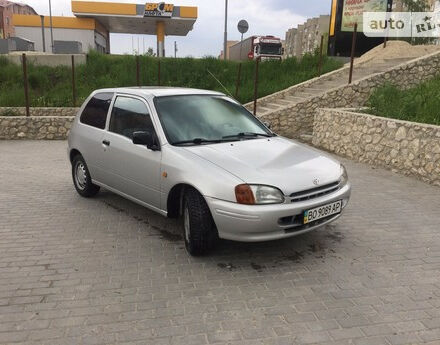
[80,92,113,129]
[109,96,154,139]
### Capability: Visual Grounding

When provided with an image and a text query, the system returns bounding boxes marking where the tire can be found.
[72,154,100,198]
[183,188,217,256]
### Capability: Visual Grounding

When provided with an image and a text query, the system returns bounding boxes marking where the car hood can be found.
[183,136,342,195]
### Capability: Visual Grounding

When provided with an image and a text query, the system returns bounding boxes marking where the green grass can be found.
[365,79,440,126]
[0,51,342,108]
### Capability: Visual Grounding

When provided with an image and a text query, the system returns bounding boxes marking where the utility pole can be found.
[174,41,177,58]
[40,15,46,52]
[223,0,228,60]
[48,0,54,53]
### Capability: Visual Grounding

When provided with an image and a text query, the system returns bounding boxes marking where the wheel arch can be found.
[166,183,205,219]
[69,148,82,163]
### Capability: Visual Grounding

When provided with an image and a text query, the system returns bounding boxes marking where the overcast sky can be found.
[23,0,331,57]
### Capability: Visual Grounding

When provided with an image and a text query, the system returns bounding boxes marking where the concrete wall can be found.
[15,26,95,53]
[313,108,440,186]
[4,54,86,67]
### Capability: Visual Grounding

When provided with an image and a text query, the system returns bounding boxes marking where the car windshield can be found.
[154,95,273,145]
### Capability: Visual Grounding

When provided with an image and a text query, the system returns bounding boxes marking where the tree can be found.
[399,0,434,45]
[144,47,155,57]
[400,0,430,12]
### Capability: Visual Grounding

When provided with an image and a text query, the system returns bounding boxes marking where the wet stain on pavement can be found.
[217,263,237,270]
[250,262,264,272]
[102,200,182,242]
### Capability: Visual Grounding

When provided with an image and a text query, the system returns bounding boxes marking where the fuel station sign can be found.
[145,3,174,17]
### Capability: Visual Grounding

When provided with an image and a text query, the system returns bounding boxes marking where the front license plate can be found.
[303,200,342,224]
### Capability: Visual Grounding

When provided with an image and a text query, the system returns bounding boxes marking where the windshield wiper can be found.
[173,138,225,146]
[222,132,273,139]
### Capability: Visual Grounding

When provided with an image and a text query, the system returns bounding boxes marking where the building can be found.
[5,1,197,55]
[0,0,36,39]
[219,40,239,59]
[284,15,329,58]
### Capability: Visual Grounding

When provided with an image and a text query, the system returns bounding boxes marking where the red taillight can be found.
[235,184,255,205]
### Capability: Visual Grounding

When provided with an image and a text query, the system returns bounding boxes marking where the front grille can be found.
[290,181,340,202]
[284,213,339,233]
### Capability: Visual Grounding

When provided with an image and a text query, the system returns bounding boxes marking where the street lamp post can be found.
[48,0,54,53]
[223,0,228,60]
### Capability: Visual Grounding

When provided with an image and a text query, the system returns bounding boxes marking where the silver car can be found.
[68,87,351,255]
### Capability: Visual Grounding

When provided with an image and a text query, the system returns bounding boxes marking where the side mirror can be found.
[264,121,272,129]
[132,131,160,151]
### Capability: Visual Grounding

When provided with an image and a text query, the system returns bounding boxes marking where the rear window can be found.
[80,92,113,129]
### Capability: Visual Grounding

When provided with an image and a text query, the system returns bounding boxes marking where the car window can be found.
[80,92,113,129]
[109,96,155,139]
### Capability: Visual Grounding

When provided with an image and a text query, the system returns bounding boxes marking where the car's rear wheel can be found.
[72,155,100,198]
[183,188,217,256]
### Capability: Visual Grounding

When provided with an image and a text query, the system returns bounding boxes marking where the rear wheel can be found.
[72,155,100,198]
[183,188,217,256]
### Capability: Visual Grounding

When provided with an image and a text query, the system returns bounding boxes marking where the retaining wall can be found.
[251,51,440,140]
[313,108,440,186]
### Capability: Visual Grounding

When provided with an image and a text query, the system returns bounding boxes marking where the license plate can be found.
[303,200,342,224]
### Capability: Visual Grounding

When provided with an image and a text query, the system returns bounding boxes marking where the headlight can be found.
[235,184,285,205]
[340,164,348,186]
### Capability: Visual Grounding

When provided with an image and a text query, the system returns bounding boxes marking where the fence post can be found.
[235,63,242,99]
[71,55,76,107]
[253,57,260,116]
[318,35,324,77]
[22,53,30,117]
[158,59,161,86]
[136,55,140,86]
[348,23,358,85]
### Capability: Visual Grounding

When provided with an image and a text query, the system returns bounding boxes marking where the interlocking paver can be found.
[0,140,440,344]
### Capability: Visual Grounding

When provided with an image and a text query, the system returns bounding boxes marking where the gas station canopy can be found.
[71,1,198,56]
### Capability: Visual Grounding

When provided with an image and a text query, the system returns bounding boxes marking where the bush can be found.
[366,80,440,126]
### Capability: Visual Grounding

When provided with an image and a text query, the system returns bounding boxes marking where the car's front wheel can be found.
[72,155,100,198]
[183,188,217,256]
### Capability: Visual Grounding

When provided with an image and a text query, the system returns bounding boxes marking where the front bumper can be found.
[206,183,351,242]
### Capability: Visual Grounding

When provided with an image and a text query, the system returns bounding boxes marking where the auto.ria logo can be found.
[363,12,440,37]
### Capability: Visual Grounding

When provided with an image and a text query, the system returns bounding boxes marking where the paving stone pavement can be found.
[0,140,440,345]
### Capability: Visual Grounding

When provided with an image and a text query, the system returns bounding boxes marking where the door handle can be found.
[102,140,110,146]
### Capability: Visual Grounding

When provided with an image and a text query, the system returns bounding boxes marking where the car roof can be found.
[92,87,225,98]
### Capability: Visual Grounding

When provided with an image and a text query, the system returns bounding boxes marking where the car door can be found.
[100,95,162,210]
[76,92,114,183]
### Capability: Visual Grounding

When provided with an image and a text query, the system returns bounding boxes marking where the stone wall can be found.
[249,50,440,140]
[313,108,440,186]
[0,116,74,140]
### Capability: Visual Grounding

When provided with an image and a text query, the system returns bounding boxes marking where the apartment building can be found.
[284,15,329,58]
[0,0,36,39]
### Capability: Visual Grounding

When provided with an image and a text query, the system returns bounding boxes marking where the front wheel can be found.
[183,188,217,256]
[72,155,100,198]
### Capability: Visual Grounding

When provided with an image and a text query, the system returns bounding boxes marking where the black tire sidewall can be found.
[183,189,216,256]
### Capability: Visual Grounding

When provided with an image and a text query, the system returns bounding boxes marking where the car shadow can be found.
[94,189,346,268]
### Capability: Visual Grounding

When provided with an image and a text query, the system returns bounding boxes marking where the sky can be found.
[22,0,331,57]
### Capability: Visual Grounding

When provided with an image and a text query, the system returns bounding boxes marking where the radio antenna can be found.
[206,69,234,99]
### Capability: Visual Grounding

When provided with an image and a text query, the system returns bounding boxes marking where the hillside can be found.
[0,52,342,107]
